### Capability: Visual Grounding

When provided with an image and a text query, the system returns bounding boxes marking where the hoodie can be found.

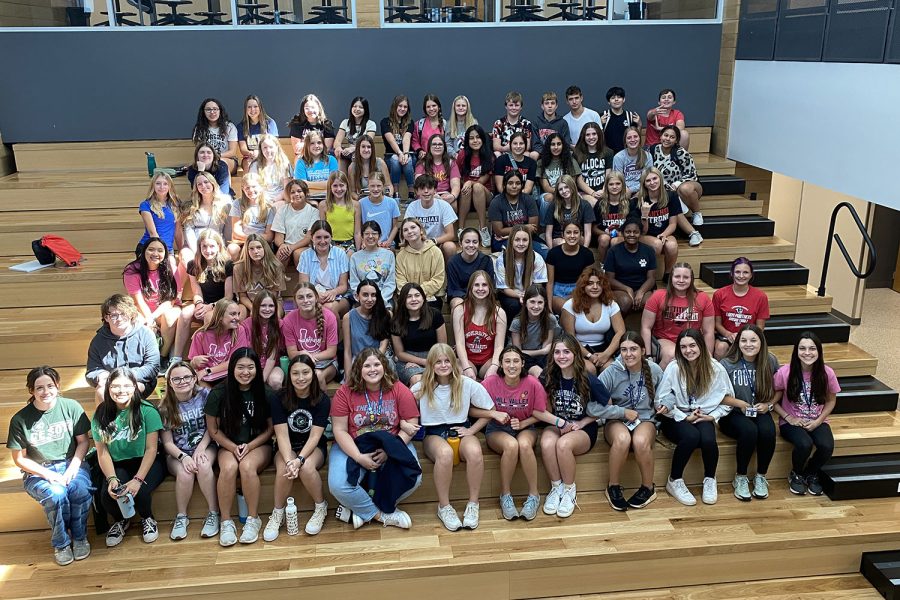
[395,240,446,301]
[532,113,572,154]
[85,323,160,395]
[656,359,734,422]
[590,356,665,423]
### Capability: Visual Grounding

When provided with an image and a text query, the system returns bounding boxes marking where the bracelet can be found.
[555,418,563,428]
[106,475,120,483]
[177,453,186,462]
[464,366,475,373]
[133,475,146,486]
[296,455,306,466]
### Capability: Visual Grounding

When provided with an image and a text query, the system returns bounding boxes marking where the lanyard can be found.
[799,380,815,411]
[364,388,384,425]
[740,359,756,399]
[626,371,645,409]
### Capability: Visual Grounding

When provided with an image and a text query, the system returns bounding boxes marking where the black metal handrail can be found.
[817,201,877,297]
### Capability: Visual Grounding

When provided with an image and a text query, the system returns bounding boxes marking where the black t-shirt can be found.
[187,260,233,304]
[644,191,682,237]
[593,201,637,235]
[269,392,330,452]
[546,245,596,285]
[493,153,537,187]
[578,149,615,191]
[402,308,444,353]
[603,242,657,291]
[545,199,596,239]
[488,193,539,228]
[543,374,610,421]
[380,117,414,156]
[603,110,636,154]
[204,384,274,445]
[288,120,336,142]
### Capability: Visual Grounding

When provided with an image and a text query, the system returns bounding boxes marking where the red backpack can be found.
[33,235,83,267]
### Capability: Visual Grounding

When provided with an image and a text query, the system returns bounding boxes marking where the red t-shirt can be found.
[645,109,685,146]
[645,289,713,342]
[481,374,547,422]
[455,153,495,191]
[712,285,770,334]
[280,308,338,354]
[330,382,419,438]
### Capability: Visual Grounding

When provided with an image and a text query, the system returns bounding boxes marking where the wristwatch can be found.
[177,453,186,462]
[205,367,212,377]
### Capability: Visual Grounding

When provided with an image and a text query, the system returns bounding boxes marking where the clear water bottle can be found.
[145,152,156,177]
[285,497,300,535]
[115,488,136,519]
[237,492,248,524]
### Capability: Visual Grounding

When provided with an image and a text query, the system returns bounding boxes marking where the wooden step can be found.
[0,253,132,308]
[677,236,796,274]
[0,208,143,256]
[0,305,99,369]
[695,283,834,315]
[771,343,878,378]
[0,490,898,599]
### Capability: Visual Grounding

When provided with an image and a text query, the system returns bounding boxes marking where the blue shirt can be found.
[237,117,279,142]
[294,155,338,182]
[138,199,178,251]
[297,245,350,293]
[359,196,401,244]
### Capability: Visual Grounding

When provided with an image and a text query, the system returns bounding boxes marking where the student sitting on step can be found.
[603,217,657,317]
[592,171,632,263]
[404,174,459,263]
[560,266,625,375]
[281,283,339,390]
[348,220,396,309]
[772,332,839,497]
[333,97,377,173]
[510,285,561,378]
[494,225,548,325]
[414,134,461,212]
[712,257,770,359]
[237,94,278,174]
[186,143,232,198]
[347,135,393,201]
[453,270,506,383]
[233,233,286,318]
[645,88,689,150]
[390,282,447,387]
[189,299,250,386]
[297,220,351,319]
[137,172,181,257]
[181,171,231,268]
[447,227,495,313]
[288,94,335,160]
[9,366,93,566]
[293,130,339,202]
[272,179,319,267]
[650,125,704,228]
[455,124,494,243]
[395,217,446,311]
[342,281,392,378]
[192,98,240,175]
[228,174,275,260]
[241,291,285,390]
[246,134,293,209]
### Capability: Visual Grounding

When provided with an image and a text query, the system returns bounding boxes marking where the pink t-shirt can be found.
[712,285,770,334]
[123,265,159,312]
[774,364,840,425]
[330,382,419,439]
[413,120,445,154]
[645,109,685,146]
[415,160,460,193]
[481,374,547,422]
[280,307,339,354]
[645,289,714,343]
[188,326,251,382]
[239,319,283,369]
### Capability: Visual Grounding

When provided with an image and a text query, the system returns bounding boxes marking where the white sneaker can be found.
[239,516,262,544]
[305,502,328,535]
[479,226,491,247]
[200,511,220,538]
[692,211,704,226]
[219,519,237,547]
[702,477,718,504]
[437,504,462,532]
[500,494,519,520]
[379,509,412,529]
[170,514,189,541]
[105,519,129,548]
[557,484,578,518]
[263,508,284,542]
[666,477,697,506]
[689,231,704,247]
[141,517,159,543]
[462,502,480,530]
[543,482,563,515]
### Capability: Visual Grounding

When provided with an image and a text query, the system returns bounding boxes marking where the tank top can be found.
[326,203,355,242]
[464,316,495,366]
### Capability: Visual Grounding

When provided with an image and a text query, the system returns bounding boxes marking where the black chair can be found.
[98,0,156,25]
[154,0,196,24]
[548,0,581,19]
[502,0,547,20]
[261,0,296,23]
[385,2,422,21]
[195,0,229,24]
[445,0,478,20]
[237,2,273,23]
[304,0,349,23]
[581,0,607,19]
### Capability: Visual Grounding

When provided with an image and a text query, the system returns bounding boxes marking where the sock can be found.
[551,479,562,489]
[565,483,576,492]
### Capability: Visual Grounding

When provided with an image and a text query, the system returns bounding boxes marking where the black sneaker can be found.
[605,485,629,511]
[788,471,807,495]
[805,474,824,496]
[627,484,657,509]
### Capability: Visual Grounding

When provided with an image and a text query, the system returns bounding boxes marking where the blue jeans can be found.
[23,461,93,549]
[385,153,416,190]
[328,440,422,522]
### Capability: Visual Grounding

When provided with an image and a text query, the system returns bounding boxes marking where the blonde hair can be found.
[551,174,583,226]
[238,172,270,224]
[145,172,179,220]
[184,171,229,229]
[416,344,463,413]
[252,133,291,190]
[448,95,477,138]
[196,298,241,345]
[236,232,284,291]
[599,171,630,217]
[637,167,669,207]
[191,230,230,284]
[323,171,352,215]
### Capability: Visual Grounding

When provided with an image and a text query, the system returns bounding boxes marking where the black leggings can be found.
[499,294,521,326]
[779,422,834,475]
[99,456,166,520]
[660,418,719,480]
[718,410,777,475]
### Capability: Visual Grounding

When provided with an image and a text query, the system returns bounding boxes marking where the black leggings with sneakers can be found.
[660,418,718,480]
[718,410,776,475]
[779,422,834,475]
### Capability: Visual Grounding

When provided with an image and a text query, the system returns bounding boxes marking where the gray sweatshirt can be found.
[656,359,734,422]
[590,356,665,422]
[85,323,160,396]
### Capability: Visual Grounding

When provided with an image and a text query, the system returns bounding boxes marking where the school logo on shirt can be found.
[351,399,398,435]
[663,305,699,324]
[28,419,75,446]
[505,208,526,226]
[639,258,648,267]
[465,330,488,354]
[552,389,583,420]
[725,305,753,329]
[208,341,234,362]
[296,327,323,351]
[647,206,670,228]
[287,408,313,434]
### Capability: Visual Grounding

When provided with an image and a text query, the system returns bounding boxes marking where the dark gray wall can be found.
[0,24,721,143]
[867,203,900,289]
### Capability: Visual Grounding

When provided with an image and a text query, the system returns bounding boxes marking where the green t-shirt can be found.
[91,401,163,461]
[204,384,273,445]
[7,397,90,464]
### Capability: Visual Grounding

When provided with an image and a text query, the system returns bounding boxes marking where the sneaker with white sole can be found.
[521,494,540,521]
[379,509,412,529]
[666,477,697,506]
[500,494,519,520]
[557,485,577,518]
[692,212,704,226]
[106,519,129,547]
[437,504,462,531]
[543,482,563,515]
[72,539,91,561]
[732,475,751,502]
[462,502,480,529]
[806,474,824,496]
[201,511,220,538]
[689,231,704,247]
[788,471,807,495]
[219,519,238,547]
[752,474,769,499]
[479,226,491,247]
[240,516,262,543]
[263,508,284,542]
[335,504,366,529]
[141,517,159,543]
[606,484,630,511]
[54,546,74,566]
[627,485,657,509]
[305,502,328,535]
[702,477,718,504]
[170,514,189,540]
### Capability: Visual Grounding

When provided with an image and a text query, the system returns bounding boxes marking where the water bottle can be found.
[285,497,299,535]
[115,487,136,519]
[145,152,157,177]
[610,229,618,239]
[447,431,461,466]
[367,469,378,497]
[237,492,248,524]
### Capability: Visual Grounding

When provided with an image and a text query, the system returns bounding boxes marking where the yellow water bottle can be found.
[446,430,461,466]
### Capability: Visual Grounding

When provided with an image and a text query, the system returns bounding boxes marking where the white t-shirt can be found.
[412,377,494,426]
[494,252,548,291]
[229,199,275,236]
[404,199,458,240]
[562,298,621,345]
[339,119,378,147]
[271,203,319,245]
[563,108,602,145]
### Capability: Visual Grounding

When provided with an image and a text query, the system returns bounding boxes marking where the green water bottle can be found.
[146,152,157,177]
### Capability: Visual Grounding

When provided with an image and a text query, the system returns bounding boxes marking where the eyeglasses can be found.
[106,312,127,320]
[170,375,195,385]
[204,107,220,113]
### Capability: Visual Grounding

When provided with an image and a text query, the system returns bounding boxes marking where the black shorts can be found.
[485,421,535,437]
[523,353,547,372]
[424,421,470,439]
